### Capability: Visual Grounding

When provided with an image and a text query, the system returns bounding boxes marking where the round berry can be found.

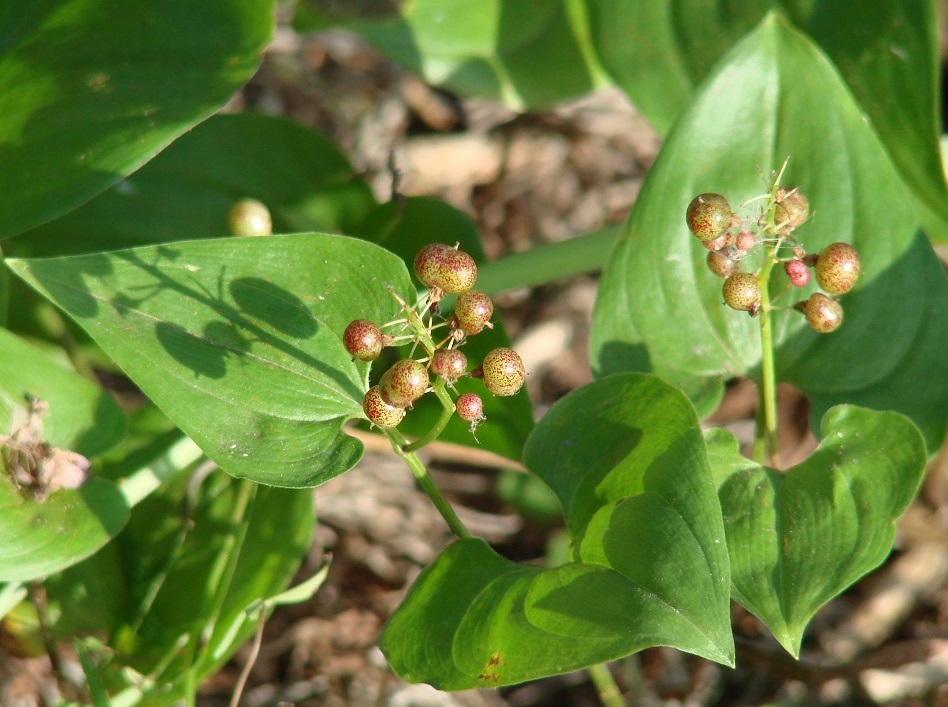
[477,347,525,397]
[815,242,860,295]
[686,193,732,242]
[363,386,406,429]
[722,272,761,313]
[431,349,467,383]
[707,250,737,278]
[379,359,430,407]
[454,291,493,336]
[455,393,485,423]
[774,188,809,231]
[735,230,757,252]
[803,293,843,333]
[784,259,810,288]
[343,319,384,361]
[413,243,478,295]
[228,198,272,237]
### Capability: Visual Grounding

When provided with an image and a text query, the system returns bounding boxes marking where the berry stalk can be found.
[400,380,457,453]
[755,209,780,468]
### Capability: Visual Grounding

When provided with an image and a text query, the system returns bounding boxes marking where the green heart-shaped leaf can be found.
[589,2,948,243]
[0,327,127,581]
[707,405,926,656]
[0,0,274,239]
[8,113,376,257]
[7,235,415,487]
[382,375,733,689]
[590,14,948,450]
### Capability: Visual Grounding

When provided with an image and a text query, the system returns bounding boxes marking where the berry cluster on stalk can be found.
[343,243,525,440]
[685,161,861,333]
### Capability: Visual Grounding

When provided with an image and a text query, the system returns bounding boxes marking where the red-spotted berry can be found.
[774,188,809,231]
[722,272,761,314]
[455,393,485,423]
[815,242,860,295]
[363,386,406,429]
[800,292,843,333]
[475,347,525,397]
[379,359,430,407]
[453,291,494,336]
[686,193,732,242]
[228,198,272,237]
[413,243,478,295]
[735,230,757,252]
[784,259,810,288]
[707,250,738,278]
[431,349,467,384]
[343,319,384,361]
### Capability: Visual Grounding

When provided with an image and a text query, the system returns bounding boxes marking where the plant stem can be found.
[756,252,780,468]
[388,429,471,539]
[587,663,625,707]
[401,381,456,453]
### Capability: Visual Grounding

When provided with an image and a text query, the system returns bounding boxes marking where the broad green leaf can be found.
[350,0,603,110]
[0,328,128,581]
[0,0,274,239]
[383,375,733,689]
[589,1,948,242]
[356,197,533,461]
[7,113,376,257]
[8,235,416,487]
[707,406,926,656]
[110,473,313,699]
[590,14,948,450]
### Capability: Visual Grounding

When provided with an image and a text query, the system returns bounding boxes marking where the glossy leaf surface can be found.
[0,0,274,239]
[351,0,602,109]
[382,375,733,689]
[589,1,948,242]
[0,328,127,581]
[8,235,415,487]
[591,15,948,450]
[707,406,926,656]
[8,114,376,257]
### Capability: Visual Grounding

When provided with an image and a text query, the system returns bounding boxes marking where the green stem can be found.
[756,253,779,468]
[587,663,625,707]
[388,429,471,539]
[400,381,456,453]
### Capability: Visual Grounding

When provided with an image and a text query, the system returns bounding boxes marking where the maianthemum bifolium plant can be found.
[0,1,946,705]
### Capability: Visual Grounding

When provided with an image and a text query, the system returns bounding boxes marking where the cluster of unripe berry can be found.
[686,188,860,333]
[343,243,525,434]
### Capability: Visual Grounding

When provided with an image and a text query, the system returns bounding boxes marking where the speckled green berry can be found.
[476,347,525,397]
[774,188,809,231]
[455,393,485,423]
[363,386,406,429]
[686,193,732,242]
[722,272,761,313]
[228,198,272,237]
[815,242,860,295]
[707,250,738,278]
[379,359,430,407]
[454,291,493,336]
[343,319,383,361]
[803,293,843,333]
[413,243,478,295]
[431,349,467,384]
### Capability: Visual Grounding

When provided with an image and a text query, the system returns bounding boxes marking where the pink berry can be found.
[784,259,810,288]
[815,242,860,295]
[735,231,757,251]
[475,348,525,397]
[453,290,494,336]
[455,393,485,423]
[343,319,384,361]
[413,243,478,295]
[363,386,405,429]
[379,359,430,407]
[431,349,467,383]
